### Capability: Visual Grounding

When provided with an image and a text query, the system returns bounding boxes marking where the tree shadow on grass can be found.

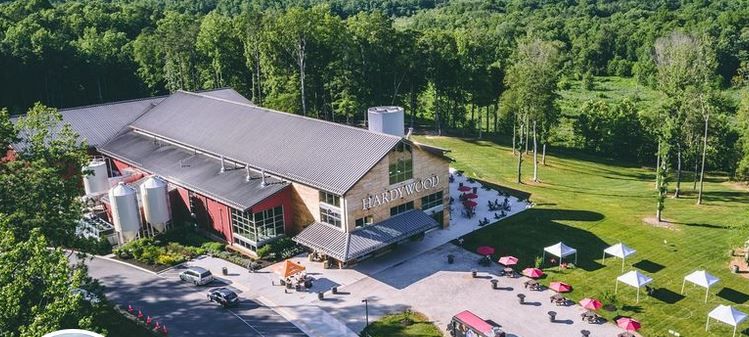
[468,208,607,272]
[632,260,665,274]
[717,287,749,304]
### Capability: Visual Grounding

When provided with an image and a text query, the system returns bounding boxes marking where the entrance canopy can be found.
[603,243,636,272]
[682,270,720,303]
[542,242,578,267]
[293,209,439,263]
[615,271,653,303]
[707,305,748,337]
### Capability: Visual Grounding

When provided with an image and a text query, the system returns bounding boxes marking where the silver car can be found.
[179,267,214,286]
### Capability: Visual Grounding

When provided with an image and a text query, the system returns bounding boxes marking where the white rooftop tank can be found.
[368,106,405,137]
[82,159,109,195]
[140,176,170,233]
[108,182,140,243]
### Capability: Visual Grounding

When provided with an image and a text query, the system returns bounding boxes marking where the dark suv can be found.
[207,287,239,307]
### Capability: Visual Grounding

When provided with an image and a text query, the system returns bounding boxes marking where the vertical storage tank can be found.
[108,182,140,243]
[368,106,405,137]
[82,159,109,195]
[140,176,170,233]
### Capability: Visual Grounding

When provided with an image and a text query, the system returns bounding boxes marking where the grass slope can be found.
[362,311,442,337]
[415,135,749,337]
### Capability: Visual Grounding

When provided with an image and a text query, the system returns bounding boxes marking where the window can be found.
[388,142,413,185]
[389,159,413,185]
[421,191,443,210]
[320,206,342,228]
[355,216,374,228]
[319,191,341,207]
[390,201,414,216]
[230,206,285,250]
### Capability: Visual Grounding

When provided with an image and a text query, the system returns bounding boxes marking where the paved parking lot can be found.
[84,256,306,337]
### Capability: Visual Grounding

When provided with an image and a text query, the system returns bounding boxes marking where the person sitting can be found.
[494,212,501,219]
[500,210,506,217]
[645,285,655,296]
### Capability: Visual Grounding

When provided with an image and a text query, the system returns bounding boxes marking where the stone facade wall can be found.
[289,182,321,234]
[343,143,450,232]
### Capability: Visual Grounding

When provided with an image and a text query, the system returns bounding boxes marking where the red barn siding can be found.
[251,185,294,236]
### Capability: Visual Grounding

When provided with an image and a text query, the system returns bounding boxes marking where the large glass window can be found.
[388,142,413,185]
[230,206,285,250]
[421,191,443,210]
[320,206,342,228]
[390,201,414,216]
[319,191,341,207]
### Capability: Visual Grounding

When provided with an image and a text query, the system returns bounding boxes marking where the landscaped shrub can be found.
[258,237,304,261]
[156,253,185,266]
[201,242,225,253]
[256,244,272,259]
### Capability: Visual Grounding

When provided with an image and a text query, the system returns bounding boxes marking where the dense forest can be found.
[1,0,749,181]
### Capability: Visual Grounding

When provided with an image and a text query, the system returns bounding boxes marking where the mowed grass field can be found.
[415,135,749,337]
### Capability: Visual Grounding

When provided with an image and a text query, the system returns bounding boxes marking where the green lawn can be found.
[416,135,749,337]
[361,311,442,337]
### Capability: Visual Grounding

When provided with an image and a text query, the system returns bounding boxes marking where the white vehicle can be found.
[179,267,214,286]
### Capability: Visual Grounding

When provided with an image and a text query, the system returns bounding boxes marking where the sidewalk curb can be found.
[95,254,159,276]
[254,296,359,337]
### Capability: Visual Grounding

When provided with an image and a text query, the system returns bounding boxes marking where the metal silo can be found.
[140,176,170,233]
[108,182,140,243]
[82,159,109,195]
[367,106,405,137]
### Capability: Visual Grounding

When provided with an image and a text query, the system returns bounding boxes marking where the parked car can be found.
[207,287,240,307]
[179,267,214,286]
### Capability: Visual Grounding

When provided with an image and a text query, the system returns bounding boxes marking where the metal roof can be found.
[129,91,402,195]
[99,131,288,211]
[292,209,439,262]
[9,88,248,151]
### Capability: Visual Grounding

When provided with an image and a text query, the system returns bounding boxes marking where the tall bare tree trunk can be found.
[655,142,661,191]
[542,143,547,165]
[517,125,523,184]
[674,146,681,198]
[693,157,699,190]
[512,123,516,155]
[478,117,482,139]
[298,39,307,116]
[524,115,530,154]
[697,112,709,205]
[533,120,538,182]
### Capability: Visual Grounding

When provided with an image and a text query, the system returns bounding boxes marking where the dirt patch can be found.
[724,181,749,192]
[730,248,749,279]
[642,216,679,231]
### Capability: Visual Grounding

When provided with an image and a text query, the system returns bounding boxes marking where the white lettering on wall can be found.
[361,176,441,211]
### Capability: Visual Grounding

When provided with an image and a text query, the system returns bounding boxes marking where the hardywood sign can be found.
[361,176,440,210]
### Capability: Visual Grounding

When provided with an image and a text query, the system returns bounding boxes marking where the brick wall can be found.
[343,142,450,232]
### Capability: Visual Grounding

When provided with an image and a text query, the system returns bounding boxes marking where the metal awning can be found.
[293,209,439,262]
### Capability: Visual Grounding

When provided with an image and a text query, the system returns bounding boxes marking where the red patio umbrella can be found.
[549,281,572,293]
[498,256,518,266]
[476,246,495,256]
[464,193,479,199]
[579,298,603,311]
[458,186,472,192]
[616,317,641,331]
[463,200,477,208]
[522,268,544,279]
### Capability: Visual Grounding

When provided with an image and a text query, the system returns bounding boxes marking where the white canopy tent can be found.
[615,270,653,303]
[542,242,578,268]
[682,270,720,303]
[602,243,636,272]
[706,305,747,337]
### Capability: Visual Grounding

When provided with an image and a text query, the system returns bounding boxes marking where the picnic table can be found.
[524,279,541,290]
[550,293,567,305]
[580,311,600,324]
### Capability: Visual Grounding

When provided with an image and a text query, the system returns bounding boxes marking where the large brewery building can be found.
[26,88,451,266]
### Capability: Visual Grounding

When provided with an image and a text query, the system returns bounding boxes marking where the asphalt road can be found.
[83,256,306,337]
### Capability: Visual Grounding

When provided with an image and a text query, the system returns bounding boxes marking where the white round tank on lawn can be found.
[108,182,140,243]
[140,176,170,233]
[82,159,109,195]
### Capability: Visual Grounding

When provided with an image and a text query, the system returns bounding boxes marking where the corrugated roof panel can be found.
[130,91,402,194]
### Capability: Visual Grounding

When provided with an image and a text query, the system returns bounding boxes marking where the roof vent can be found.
[260,170,266,187]
[219,155,225,173]
[245,164,251,182]
[368,106,404,137]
